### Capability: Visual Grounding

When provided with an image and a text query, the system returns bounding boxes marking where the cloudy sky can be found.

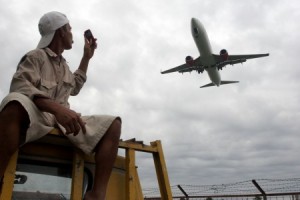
[1,0,300,192]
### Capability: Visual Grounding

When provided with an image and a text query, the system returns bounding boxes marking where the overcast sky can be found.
[1,0,300,192]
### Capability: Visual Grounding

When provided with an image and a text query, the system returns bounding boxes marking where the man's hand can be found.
[78,36,98,74]
[54,107,86,136]
[83,36,97,60]
[33,97,86,136]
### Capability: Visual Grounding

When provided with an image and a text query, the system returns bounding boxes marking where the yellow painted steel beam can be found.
[71,149,84,200]
[1,128,172,200]
[119,141,158,153]
[125,148,136,200]
[134,166,144,199]
[151,141,173,200]
[0,150,18,200]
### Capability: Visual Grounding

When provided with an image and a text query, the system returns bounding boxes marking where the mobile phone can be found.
[84,29,95,41]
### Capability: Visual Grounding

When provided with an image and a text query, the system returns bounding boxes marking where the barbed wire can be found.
[143,178,300,198]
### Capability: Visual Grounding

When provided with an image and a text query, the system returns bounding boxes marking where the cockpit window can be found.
[193,27,199,35]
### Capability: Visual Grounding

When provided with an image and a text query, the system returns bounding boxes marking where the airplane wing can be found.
[227,53,269,60]
[213,53,269,63]
[213,53,269,70]
[161,57,205,74]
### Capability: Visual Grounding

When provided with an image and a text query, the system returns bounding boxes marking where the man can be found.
[0,11,121,200]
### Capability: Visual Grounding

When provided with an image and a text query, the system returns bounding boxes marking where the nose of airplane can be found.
[191,18,199,28]
[191,18,204,29]
[191,18,196,25]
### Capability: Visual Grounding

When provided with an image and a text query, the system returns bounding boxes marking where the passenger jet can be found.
[161,18,269,88]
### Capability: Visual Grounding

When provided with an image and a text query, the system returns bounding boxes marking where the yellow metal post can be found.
[71,149,84,200]
[0,150,18,200]
[151,141,173,200]
[133,166,144,199]
[125,148,136,200]
[0,133,172,200]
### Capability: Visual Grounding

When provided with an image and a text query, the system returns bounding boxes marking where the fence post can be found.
[177,185,189,200]
[252,179,267,200]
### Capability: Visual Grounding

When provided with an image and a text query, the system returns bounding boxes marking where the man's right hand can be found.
[54,106,86,135]
[33,97,86,135]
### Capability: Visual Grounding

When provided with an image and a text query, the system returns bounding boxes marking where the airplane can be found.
[161,18,269,88]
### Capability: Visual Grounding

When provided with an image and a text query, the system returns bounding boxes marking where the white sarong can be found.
[0,92,119,154]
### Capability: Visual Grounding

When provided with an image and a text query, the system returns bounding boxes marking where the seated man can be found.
[0,11,121,200]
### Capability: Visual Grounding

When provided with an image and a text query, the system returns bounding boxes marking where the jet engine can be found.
[220,49,229,61]
[197,67,204,74]
[185,56,194,65]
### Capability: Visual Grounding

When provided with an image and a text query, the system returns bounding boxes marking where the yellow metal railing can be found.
[0,130,173,200]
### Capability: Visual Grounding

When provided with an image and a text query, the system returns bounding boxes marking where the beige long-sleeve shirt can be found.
[2,47,118,154]
[10,48,87,108]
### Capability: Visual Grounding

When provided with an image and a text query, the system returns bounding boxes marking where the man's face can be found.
[62,23,73,50]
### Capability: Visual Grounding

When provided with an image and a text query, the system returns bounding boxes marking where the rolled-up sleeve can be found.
[71,69,87,96]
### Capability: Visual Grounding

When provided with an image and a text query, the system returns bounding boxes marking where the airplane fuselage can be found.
[191,18,221,86]
[161,18,269,88]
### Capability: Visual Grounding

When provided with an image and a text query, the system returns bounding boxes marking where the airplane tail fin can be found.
[200,81,239,88]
